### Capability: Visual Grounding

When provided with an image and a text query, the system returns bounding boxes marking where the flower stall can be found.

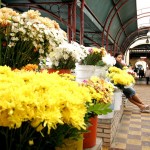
[0,7,116,150]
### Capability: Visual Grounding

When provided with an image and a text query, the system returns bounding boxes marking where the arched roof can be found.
[1,0,150,54]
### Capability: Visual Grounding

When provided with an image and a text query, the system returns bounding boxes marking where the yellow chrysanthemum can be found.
[81,76,114,104]
[108,66,135,87]
[0,66,91,133]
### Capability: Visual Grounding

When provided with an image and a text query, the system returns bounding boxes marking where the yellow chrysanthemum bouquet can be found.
[108,66,135,89]
[81,76,114,119]
[0,66,92,149]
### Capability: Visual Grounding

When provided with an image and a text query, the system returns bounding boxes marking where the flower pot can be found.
[47,69,71,74]
[55,138,83,150]
[75,65,95,82]
[83,116,98,148]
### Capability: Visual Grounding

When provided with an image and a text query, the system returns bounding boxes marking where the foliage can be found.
[0,122,42,150]
[96,60,106,67]
[81,47,107,65]
[41,124,84,149]
[85,102,112,119]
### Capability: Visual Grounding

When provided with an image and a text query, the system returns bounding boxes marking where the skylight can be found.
[136,0,150,28]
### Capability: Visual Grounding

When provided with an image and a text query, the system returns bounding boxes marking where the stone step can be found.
[84,138,103,150]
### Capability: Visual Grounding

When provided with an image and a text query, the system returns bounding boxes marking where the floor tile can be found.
[110,84,150,149]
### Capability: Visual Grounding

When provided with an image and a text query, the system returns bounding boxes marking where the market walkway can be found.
[110,78,150,150]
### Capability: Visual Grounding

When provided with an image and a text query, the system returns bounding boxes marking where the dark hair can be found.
[114,52,123,58]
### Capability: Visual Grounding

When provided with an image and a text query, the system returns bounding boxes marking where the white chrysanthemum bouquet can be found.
[47,41,89,69]
[0,7,67,69]
[102,53,116,67]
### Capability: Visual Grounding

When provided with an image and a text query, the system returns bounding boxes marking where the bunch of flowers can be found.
[0,66,92,149]
[81,76,114,118]
[21,64,38,71]
[101,53,116,67]
[108,66,135,89]
[80,47,107,66]
[0,7,89,70]
[47,41,89,69]
[0,7,67,69]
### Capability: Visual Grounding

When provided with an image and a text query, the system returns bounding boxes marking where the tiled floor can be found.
[110,79,150,150]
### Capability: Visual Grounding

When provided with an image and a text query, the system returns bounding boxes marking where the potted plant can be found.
[0,7,67,69]
[80,76,114,148]
[75,47,107,81]
[80,47,106,66]
[0,66,92,150]
[45,41,89,73]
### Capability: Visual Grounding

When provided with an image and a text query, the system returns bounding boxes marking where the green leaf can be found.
[87,103,112,117]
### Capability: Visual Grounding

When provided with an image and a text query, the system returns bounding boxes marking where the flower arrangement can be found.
[0,66,92,149]
[81,76,114,118]
[108,66,135,89]
[47,41,89,69]
[0,7,90,70]
[80,47,107,66]
[0,7,67,69]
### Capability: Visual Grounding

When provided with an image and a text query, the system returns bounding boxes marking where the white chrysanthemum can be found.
[102,53,116,67]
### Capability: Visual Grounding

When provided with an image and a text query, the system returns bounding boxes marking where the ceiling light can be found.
[146,38,149,43]
[147,31,150,37]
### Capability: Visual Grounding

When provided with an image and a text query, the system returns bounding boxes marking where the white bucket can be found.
[75,64,95,82]
[94,66,108,79]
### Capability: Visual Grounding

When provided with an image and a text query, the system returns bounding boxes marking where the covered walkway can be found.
[110,82,150,150]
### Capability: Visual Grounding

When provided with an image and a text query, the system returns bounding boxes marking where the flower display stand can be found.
[113,88,123,110]
[83,138,103,150]
[97,92,125,148]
